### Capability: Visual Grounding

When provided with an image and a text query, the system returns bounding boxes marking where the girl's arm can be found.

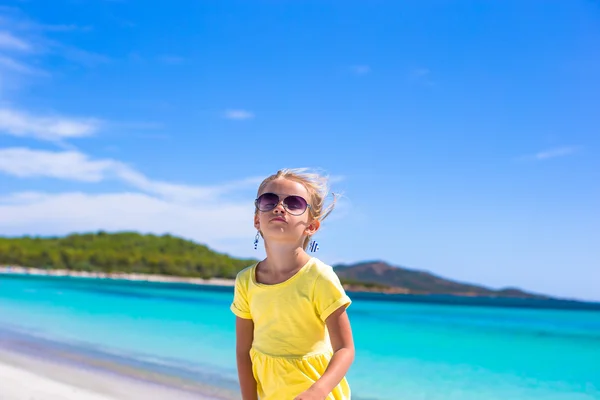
[295,306,355,399]
[236,316,258,400]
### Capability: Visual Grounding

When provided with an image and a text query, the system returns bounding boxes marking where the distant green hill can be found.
[334,261,548,298]
[0,232,547,298]
[0,232,255,279]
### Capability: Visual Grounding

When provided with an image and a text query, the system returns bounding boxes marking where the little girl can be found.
[231,168,354,400]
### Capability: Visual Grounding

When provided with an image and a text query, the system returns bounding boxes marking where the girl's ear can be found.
[254,213,260,230]
[306,218,320,236]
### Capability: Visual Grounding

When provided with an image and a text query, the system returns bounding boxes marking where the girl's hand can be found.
[294,386,328,400]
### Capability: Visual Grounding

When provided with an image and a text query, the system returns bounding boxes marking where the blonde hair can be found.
[256,168,338,249]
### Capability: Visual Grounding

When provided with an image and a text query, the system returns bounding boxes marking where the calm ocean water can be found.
[0,274,598,400]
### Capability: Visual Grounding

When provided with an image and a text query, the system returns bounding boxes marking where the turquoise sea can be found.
[0,274,599,400]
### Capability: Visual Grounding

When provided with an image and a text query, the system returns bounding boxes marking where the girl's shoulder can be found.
[305,257,338,281]
[234,263,257,284]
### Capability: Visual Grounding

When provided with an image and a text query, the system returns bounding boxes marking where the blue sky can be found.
[0,1,598,300]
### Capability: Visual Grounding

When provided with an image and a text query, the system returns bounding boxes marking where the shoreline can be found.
[0,265,404,293]
[0,265,236,287]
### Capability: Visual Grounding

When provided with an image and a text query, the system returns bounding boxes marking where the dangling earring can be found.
[254,231,260,250]
[309,239,319,253]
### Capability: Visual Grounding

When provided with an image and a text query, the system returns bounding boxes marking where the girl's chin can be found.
[262,232,302,243]
[263,232,293,240]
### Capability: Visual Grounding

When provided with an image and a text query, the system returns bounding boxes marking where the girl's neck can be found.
[263,242,312,274]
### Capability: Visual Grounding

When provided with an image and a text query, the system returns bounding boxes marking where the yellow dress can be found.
[230,257,352,400]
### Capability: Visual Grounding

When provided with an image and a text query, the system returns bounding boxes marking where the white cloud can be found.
[0,148,113,182]
[0,191,256,248]
[410,67,434,86]
[350,65,371,75]
[534,146,580,160]
[0,8,90,33]
[413,68,430,76]
[329,175,346,184]
[0,10,108,69]
[0,31,31,51]
[0,108,101,141]
[0,147,262,203]
[32,24,90,33]
[55,44,110,66]
[224,109,254,120]
[158,55,184,65]
[0,9,109,98]
[0,55,46,75]
[0,146,264,254]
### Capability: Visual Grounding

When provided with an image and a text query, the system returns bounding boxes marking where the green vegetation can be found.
[339,278,391,290]
[0,232,256,279]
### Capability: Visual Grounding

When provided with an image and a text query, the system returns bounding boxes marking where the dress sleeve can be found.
[313,267,352,322]
[230,270,252,319]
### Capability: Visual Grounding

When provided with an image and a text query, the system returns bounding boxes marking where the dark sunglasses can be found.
[255,192,311,216]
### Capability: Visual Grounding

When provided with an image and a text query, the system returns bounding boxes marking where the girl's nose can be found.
[273,201,286,213]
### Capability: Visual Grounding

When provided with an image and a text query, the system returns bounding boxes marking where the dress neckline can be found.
[251,257,314,288]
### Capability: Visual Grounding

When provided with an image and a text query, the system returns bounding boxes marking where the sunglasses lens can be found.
[256,193,279,211]
[283,196,308,214]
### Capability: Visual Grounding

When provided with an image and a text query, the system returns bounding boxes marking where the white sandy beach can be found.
[0,266,235,287]
[0,348,224,400]
[0,361,116,400]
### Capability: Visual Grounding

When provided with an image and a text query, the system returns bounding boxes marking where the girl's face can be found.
[254,178,319,247]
